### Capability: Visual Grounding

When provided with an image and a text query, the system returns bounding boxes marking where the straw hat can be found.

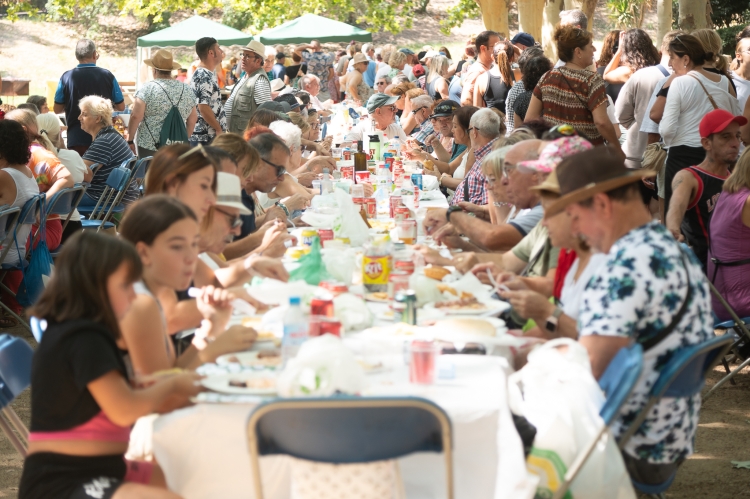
[351,53,369,65]
[216,173,251,215]
[144,49,181,71]
[243,40,266,59]
[544,146,655,217]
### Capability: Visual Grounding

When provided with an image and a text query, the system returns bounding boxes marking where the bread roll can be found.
[424,266,451,281]
[435,318,496,337]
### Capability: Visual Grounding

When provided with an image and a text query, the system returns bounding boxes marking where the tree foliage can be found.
[439,0,481,36]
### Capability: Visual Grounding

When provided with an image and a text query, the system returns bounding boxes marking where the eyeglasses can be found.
[178,143,211,161]
[215,207,242,229]
[486,176,498,186]
[261,157,286,177]
[241,53,261,61]
[411,106,427,115]
[467,127,477,134]
[309,122,320,130]
[502,164,516,178]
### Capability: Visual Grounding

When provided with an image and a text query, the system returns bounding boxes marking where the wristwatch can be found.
[446,205,463,222]
[545,306,564,333]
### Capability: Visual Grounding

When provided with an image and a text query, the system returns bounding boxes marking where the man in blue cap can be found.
[511,33,536,52]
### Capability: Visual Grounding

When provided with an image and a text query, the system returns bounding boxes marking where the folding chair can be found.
[0,206,21,267]
[617,335,733,498]
[131,156,150,194]
[247,396,454,499]
[81,167,132,232]
[704,290,750,399]
[77,160,132,221]
[29,316,45,343]
[0,195,43,333]
[0,334,33,457]
[552,344,644,499]
[45,185,86,257]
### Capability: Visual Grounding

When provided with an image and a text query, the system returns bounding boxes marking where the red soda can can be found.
[355,171,370,184]
[413,185,420,209]
[341,166,354,180]
[365,198,376,218]
[394,206,410,223]
[389,196,403,218]
[310,296,334,317]
[318,228,334,247]
[343,150,352,160]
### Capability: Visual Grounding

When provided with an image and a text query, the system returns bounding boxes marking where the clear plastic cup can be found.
[350,184,365,198]
[409,340,440,384]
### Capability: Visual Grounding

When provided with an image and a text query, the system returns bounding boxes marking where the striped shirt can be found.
[224,74,272,123]
[82,127,139,204]
[533,67,608,145]
[450,137,497,206]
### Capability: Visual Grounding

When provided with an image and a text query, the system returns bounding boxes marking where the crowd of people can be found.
[2,10,750,499]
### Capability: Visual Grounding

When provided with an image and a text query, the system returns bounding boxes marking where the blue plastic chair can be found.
[0,206,21,266]
[81,167,132,232]
[132,156,152,193]
[247,396,454,499]
[78,159,134,220]
[551,344,644,499]
[0,334,33,457]
[45,185,86,258]
[616,335,733,496]
[29,316,45,343]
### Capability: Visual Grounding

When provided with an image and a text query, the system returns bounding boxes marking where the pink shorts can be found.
[124,459,154,485]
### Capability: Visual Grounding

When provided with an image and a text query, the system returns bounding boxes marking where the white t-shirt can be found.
[57,148,87,222]
[345,121,406,143]
[561,253,607,320]
[732,73,750,114]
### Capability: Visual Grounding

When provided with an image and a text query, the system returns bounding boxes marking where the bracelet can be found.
[494,202,512,207]
[275,201,290,217]
[127,140,134,144]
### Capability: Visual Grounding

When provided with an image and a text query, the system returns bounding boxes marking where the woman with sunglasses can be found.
[339,53,372,107]
[525,25,623,156]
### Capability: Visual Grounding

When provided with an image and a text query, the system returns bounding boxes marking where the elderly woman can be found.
[339,53,371,106]
[386,50,408,79]
[78,95,139,206]
[127,49,197,159]
[26,95,49,114]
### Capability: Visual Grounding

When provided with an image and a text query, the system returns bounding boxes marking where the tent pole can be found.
[136,46,142,90]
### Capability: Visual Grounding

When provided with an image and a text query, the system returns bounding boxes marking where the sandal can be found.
[0,311,21,329]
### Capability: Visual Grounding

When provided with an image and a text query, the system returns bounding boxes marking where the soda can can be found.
[394,206,410,223]
[365,198,376,218]
[318,228,334,247]
[385,157,394,169]
[340,165,354,179]
[301,229,318,246]
[411,173,423,190]
[389,196,403,219]
[355,171,370,184]
[343,149,352,160]
[413,185,420,208]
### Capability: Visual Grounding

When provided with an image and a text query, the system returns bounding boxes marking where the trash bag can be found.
[289,237,330,285]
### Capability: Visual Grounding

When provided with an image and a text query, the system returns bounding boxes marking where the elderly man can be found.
[345,93,406,143]
[295,40,335,101]
[549,145,712,487]
[223,133,293,260]
[375,75,392,94]
[360,43,378,88]
[666,109,745,270]
[411,100,464,171]
[53,39,125,155]
[300,74,332,114]
[460,31,501,106]
[449,108,500,206]
[408,94,435,148]
[191,37,226,146]
[424,139,550,253]
[225,40,271,134]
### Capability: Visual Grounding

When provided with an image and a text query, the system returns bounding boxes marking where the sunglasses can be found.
[261,157,286,177]
[376,81,387,85]
[215,207,242,229]
[178,143,213,161]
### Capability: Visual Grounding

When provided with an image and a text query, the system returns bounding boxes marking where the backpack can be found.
[145,82,188,148]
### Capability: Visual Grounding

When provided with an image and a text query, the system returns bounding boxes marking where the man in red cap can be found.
[666,109,746,269]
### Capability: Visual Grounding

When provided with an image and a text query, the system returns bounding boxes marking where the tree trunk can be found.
[678,0,710,31]
[656,0,672,47]
[542,0,565,60]
[563,0,597,27]
[477,0,509,38]
[518,0,546,43]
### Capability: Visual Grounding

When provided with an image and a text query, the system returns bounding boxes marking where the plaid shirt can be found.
[450,137,497,206]
[411,118,435,153]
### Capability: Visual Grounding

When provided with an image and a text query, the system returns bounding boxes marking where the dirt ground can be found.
[0,320,748,497]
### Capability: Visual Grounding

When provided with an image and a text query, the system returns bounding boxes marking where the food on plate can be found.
[225,350,282,368]
[423,159,435,171]
[357,359,384,372]
[434,318,496,337]
[366,291,390,301]
[424,266,451,281]
[241,318,276,340]
[228,377,276,389]
[434,296,486,310]
[437,285,474,300]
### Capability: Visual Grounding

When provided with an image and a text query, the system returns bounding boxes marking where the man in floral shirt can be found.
[294,40,335,101]
[547,146,713,485]
[190,37,226,145]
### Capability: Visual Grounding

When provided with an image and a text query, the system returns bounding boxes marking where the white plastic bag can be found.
[277,334,366,397]
[508,339,635,499]
[331,189,369,247]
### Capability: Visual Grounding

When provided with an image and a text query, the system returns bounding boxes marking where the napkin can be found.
[420,189,444,201]
[277,334,366,397]
[444,271,492,301]
[333,292,374,332]
[422,175,439,191]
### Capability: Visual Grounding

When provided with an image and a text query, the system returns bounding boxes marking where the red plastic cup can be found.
[409,340,439,384]
[355,171,370,184]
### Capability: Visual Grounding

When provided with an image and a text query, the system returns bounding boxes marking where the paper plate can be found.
[423,298,510,317]
[201,372,277,395]
[215,351,282,369]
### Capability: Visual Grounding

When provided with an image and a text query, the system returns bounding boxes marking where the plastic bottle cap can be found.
[289,297,301,305]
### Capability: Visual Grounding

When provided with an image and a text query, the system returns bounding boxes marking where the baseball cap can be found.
[274,93,301,111]
[399,48,415,56]
[216,172,252,215]
[258,101,290,114]
[699,109,748,138]
[511,33,536,47]
[412,64,426,78]
[420,50,438,62]
[366,93,399,114]
[519,136,593,174]
[429,100,461,119]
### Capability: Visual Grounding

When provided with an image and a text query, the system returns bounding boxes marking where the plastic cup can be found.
[350,184,365,198]
[409,340,440,384]
[398,219,417,245]
[332,147,343,159]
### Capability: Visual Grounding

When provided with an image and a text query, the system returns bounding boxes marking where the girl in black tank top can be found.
[482,40,515,114]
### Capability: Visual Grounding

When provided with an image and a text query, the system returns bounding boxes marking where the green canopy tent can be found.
[257,14,372,45]
[135,15,253,88]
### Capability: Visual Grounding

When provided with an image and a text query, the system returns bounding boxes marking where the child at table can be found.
[118,195,257,377]
[19,231,201,499]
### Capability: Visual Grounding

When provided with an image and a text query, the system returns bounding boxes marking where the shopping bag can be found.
[16,199,54,307]
[289,237,330,286]
[507,339,635,499]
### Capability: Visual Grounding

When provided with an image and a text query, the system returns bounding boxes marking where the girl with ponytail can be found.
[473,38,515,113]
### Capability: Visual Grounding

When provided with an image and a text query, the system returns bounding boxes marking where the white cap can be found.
[216,172,251,215]
[420,50,438,62]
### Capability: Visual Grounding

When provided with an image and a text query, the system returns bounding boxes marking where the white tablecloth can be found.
[143,355,536,499]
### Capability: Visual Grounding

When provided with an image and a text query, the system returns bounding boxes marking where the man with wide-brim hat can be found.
[551,145,712,486]
[224,40,272,134]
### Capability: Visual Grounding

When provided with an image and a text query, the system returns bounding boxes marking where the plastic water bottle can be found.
[282,297,308,364]
[322,168,333,194]
[388,136,401,157]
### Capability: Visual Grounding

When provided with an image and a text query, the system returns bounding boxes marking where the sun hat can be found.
[143,49,181,71]
[258,100,291,113]
[699,109,748,138]
[366,93,399,114]
[270,78,286,92]
[215,172,251,215]
[351,53,369,65]
[511,33,536,47]
[518,136,593,174]
[545,146,655,217]
[420,50,438,62]
[429,100,461,119]
[243,40,266,59]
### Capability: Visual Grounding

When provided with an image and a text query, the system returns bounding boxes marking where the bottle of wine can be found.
[354,140,367,172]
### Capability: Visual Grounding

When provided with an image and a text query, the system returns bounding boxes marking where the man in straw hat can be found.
[191,37,226,146]
[548,145,712,485]
[225,40,272,134]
